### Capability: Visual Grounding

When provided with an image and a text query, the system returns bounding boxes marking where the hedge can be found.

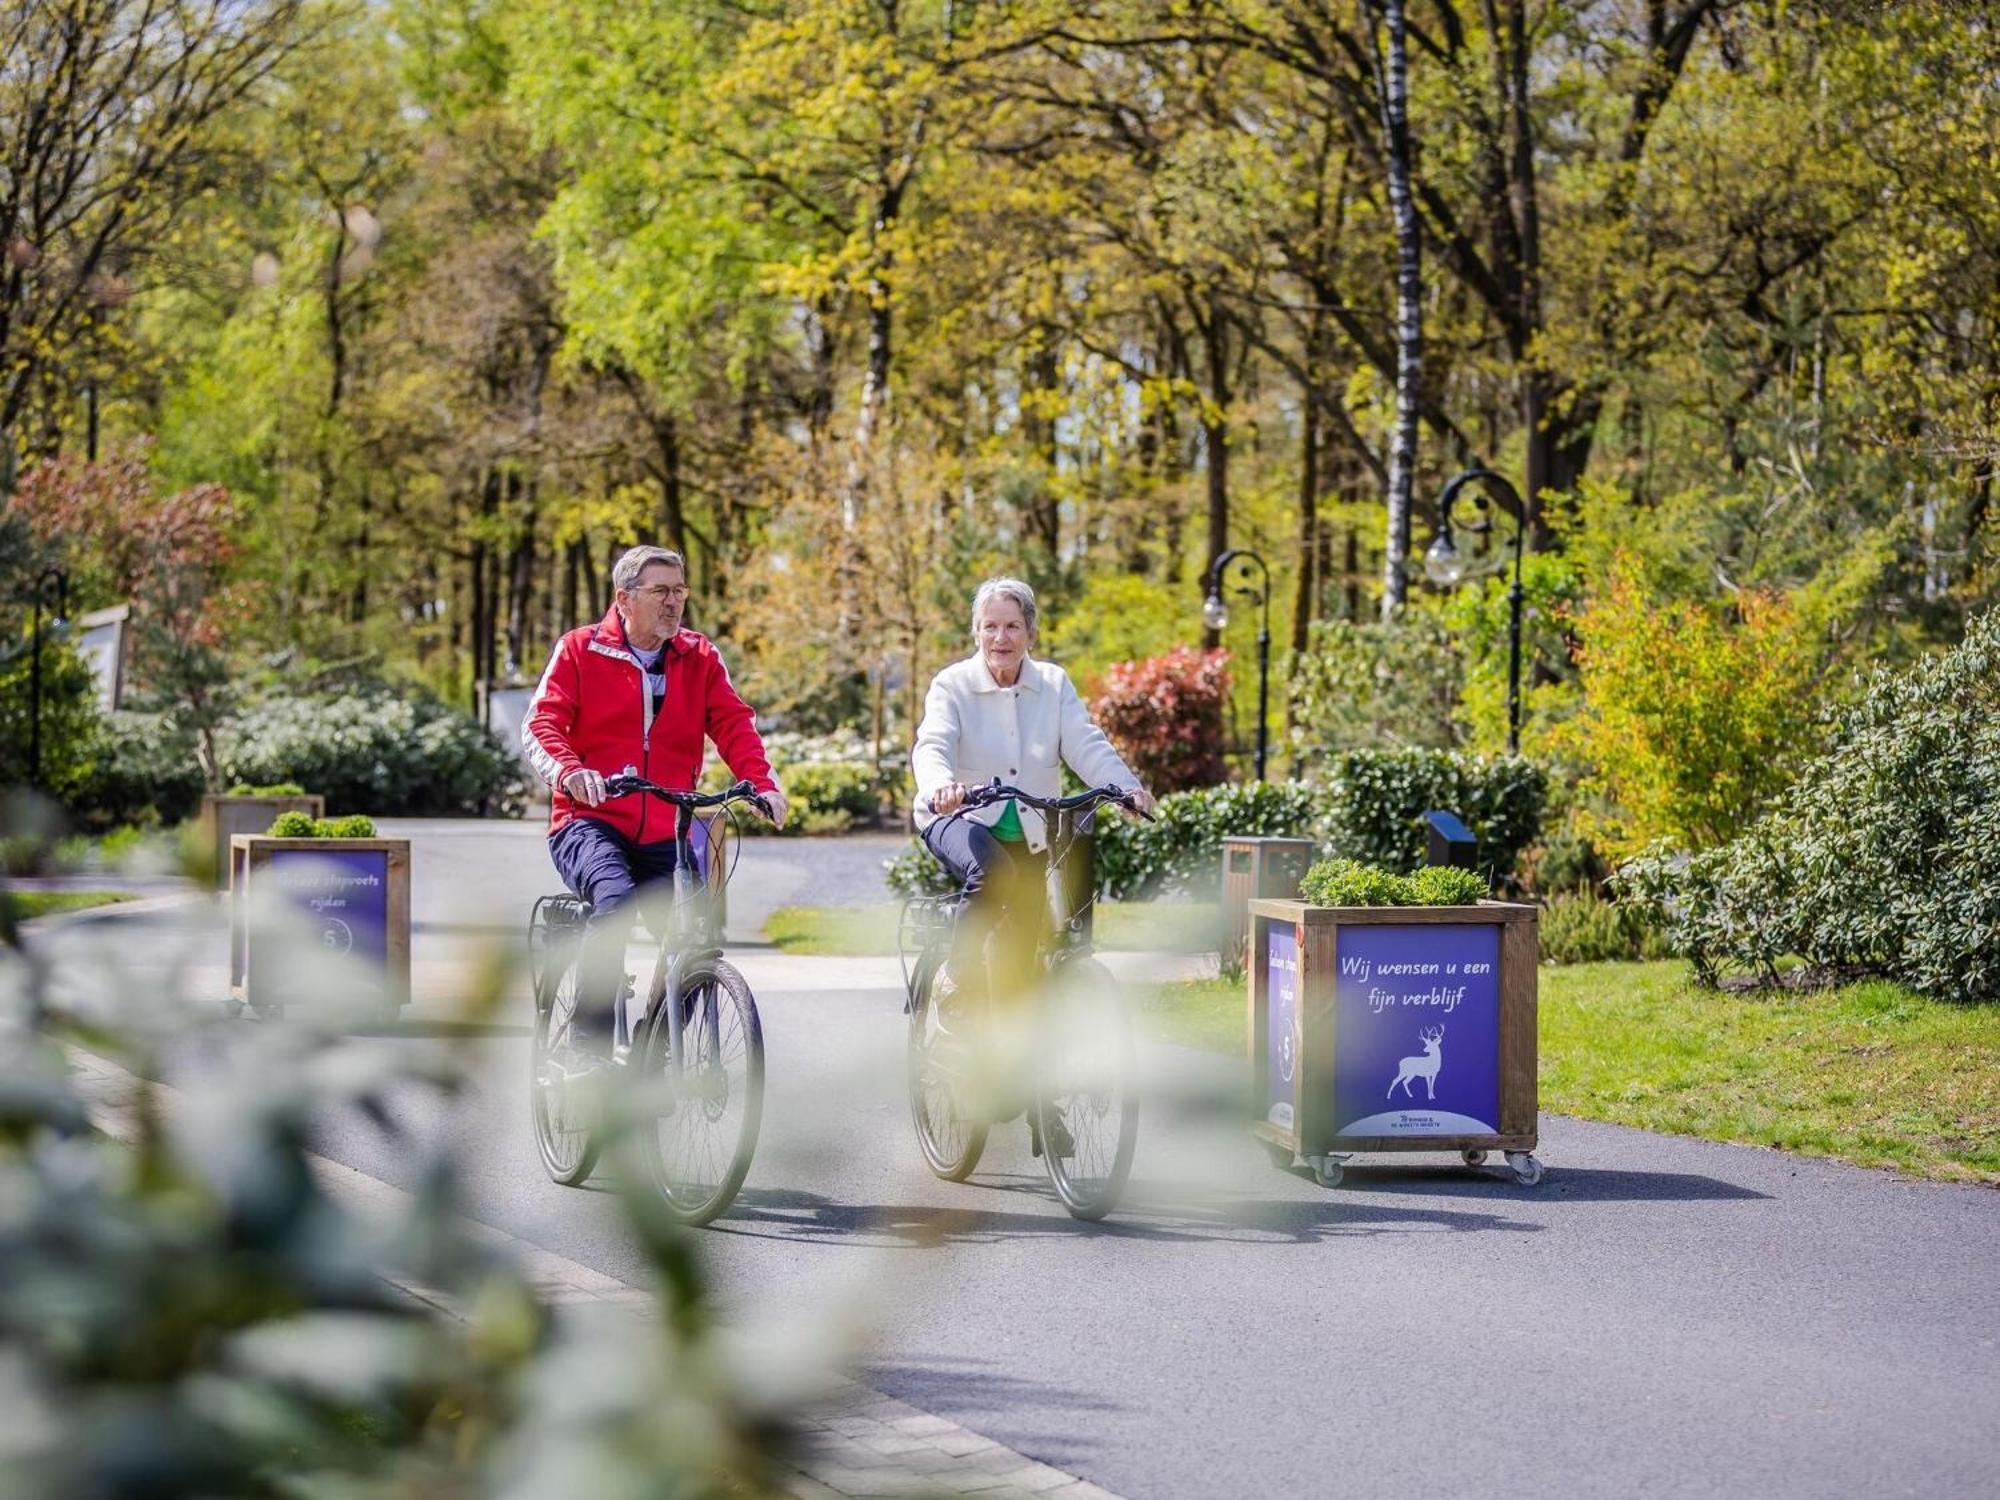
[881,749,1546,905]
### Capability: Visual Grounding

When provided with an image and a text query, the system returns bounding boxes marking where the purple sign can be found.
[1265,924,1299,1130]
[1333,924,1500,1137]
[268,848,392,996]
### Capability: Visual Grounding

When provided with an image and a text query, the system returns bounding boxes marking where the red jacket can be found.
[523,607,777,843]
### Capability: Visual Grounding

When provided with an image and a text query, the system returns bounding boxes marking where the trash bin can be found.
[1247,896,1544,1186]
[1221,837,1315,967]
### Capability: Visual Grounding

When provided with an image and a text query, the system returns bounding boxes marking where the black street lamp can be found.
[1426,467,1526,756]
[1201,547,1271,781]
[28,566,69,788]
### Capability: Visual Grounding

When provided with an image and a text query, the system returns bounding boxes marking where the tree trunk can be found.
[1376,0,1421,617]
[1292,369,1321,657]
[1202,298,1231,649]
[506,474,537,679]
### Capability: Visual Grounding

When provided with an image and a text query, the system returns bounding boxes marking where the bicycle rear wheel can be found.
[635,959,764,1226]
[530,947,599,1186]
[1035,958,1138,1220]
[907,958,987,1181]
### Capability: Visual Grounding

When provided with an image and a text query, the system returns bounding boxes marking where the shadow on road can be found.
[1328,1163,1770,1203]
[708,1179,1542,1247]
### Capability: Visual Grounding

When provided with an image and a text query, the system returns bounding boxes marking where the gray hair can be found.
[970,576,1038,641]
[612,545,686,594]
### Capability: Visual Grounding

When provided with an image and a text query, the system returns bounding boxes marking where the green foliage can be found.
[223,693,529,817]
[1405,865,1490,906]
[1285,611,1463,760]
[1094,780,1324,902]
[1553,551,1834,858]
[884,837,957,899]
[1436,551,1585,756]
[0,833,809,1495]
[1315,749,1546,881]
[1299,859,1487,907]
[227,781,307,796]
[1300,858,1412,907]
[0,637,102,805]
[1537,891,1671,965]
[268,810,380,839]
[782,760,880,833]
[1619,609,2000,1001]
[64,711,205,832]
[1045,573,1190,687]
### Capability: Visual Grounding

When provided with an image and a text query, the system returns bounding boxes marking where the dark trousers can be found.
[922,817,1047,1005]
[548,817,682,1049]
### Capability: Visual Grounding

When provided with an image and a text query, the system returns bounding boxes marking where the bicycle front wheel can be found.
[1035,958,1138,1221]
[635,959,764,1226]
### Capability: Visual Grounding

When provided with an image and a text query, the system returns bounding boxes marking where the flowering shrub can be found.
[222,693,529,817]
[1089,647,1230,793]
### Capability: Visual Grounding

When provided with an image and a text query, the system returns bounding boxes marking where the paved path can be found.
[19,820,2000,1499]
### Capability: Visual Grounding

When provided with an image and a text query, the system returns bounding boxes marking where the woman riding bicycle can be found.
[911,578,1156,1146]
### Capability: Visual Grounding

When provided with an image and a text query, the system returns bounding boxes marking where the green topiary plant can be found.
[1301,859,1489,908]
[227,781,307,797]
[266,810,317,837]
[1405,865,1489,906]
[321,814,376,839]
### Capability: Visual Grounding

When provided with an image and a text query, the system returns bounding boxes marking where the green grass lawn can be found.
[1140,961,2000,1185]
[763,900,1223,956]
[4,889,137,921]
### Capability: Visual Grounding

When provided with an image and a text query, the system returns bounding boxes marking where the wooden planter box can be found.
[199,794,325,888]
[1248,897,1544,1186]
[229,835,411,1017]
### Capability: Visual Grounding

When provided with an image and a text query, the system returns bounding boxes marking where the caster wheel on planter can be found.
[1310,1154,1349,1188]
[1461,1149,1489,1167]
[1506,1151,1544,1186]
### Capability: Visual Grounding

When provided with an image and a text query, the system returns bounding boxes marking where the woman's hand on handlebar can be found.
[930,781,971,815]
[1123,786,1158,818]
[562,768,608,807]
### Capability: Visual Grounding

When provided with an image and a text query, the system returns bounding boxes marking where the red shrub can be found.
[1089,647,1232,792]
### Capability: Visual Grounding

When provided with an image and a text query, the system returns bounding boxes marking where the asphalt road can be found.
[32,819,2000,1498]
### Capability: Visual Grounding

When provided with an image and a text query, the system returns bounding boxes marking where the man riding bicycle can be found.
[523,544,788,1073]
[911,576,1155,1152]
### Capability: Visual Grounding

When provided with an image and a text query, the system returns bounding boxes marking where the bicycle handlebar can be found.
[931,779,1154,821]
[604,770,774,820]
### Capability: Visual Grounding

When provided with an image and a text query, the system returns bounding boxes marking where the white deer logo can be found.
[1389,1025,1445,1100]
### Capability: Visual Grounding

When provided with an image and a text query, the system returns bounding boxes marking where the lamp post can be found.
[1425,467,1526,756]
[1201,547,1271,781]
[28,566,70,788]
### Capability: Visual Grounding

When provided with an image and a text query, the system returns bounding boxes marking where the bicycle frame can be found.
[904,785,1134,992]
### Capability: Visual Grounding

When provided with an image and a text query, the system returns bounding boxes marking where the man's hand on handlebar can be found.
[760,787,790,830]
[931,781,971,815]
[562,768,608,807]
[1122,786,1158,818]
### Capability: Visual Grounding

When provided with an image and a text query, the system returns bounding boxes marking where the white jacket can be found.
[911,653,1142,851]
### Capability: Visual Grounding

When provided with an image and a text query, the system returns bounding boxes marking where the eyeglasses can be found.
[633,583,690,602]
